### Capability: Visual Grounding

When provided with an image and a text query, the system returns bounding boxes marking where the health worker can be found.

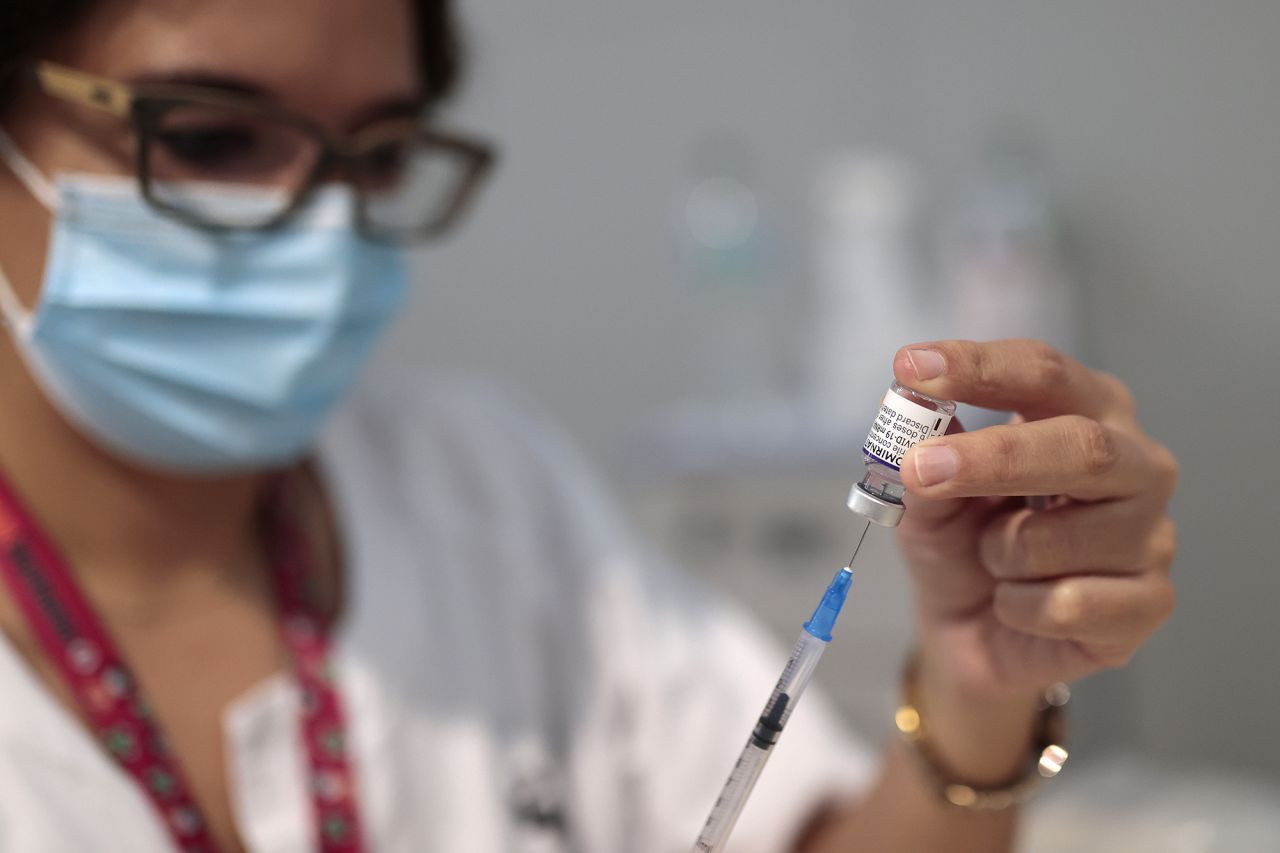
[0,1,1179,851]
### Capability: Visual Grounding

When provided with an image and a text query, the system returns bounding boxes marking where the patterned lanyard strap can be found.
[0,471,363,852]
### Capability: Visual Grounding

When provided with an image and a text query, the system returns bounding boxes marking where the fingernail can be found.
[907,348,946,380]
[914,445,958,486]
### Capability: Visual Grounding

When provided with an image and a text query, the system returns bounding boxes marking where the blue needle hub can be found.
[802,567,853,642]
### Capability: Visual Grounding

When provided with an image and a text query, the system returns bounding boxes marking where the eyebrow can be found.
[348,97,429,130]
[127,69,428,128]
[128,69,268,97]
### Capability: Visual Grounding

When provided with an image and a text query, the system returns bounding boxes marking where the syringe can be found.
[691,522,868,853]
[693,381,957,851]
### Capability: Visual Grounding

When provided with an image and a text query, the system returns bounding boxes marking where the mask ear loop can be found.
[0,265,34,337]
[0,127,61,212]
[0,128,53,335]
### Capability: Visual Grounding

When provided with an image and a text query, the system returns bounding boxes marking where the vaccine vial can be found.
[849,381,957,526]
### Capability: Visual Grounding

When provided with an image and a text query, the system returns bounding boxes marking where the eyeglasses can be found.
[29,61,495,244]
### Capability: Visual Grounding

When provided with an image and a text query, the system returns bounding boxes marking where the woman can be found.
[0,0,1178,851]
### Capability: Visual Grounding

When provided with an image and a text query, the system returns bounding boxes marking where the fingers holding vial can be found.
[885,338,1178,675]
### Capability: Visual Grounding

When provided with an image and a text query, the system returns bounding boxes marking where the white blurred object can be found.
[671,132,776,401]
[807,153,932,429]
[1022,754,1280,853]
[939,125,1079,358]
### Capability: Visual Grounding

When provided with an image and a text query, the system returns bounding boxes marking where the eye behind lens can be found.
[155,125,259,173]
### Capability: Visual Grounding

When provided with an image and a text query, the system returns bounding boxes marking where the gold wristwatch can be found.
[894,652,1070,811]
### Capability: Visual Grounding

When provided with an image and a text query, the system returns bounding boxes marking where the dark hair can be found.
[0,0,460,116]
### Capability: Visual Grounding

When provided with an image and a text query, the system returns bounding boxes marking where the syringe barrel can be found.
[757,631,827,738]
[693,630,829,853]
[692,742,770,852]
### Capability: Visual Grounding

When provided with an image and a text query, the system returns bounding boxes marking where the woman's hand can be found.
[894,339,1178,696]
[801,340,1178,852]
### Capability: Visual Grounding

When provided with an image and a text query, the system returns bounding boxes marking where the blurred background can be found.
[377,2,1280,849]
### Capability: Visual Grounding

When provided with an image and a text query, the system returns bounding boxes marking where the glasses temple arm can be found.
[33,62,133,118]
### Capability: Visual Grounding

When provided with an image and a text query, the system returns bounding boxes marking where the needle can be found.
[845,519,872,569]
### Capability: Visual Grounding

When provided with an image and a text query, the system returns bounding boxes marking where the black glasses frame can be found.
[29,61,496,243]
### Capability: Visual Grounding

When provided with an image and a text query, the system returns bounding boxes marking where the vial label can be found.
[863,390,953,470]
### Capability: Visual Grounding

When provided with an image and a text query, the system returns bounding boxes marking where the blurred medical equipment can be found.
[807,154,932,429]
[937,126,1080,430]
[672,132,779,402]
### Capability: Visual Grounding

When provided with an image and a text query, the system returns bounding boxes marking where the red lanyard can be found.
[0,471,364,853]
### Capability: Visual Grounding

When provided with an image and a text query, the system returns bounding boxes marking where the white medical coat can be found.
[0,382,872,852]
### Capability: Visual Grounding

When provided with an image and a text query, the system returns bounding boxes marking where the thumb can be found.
[897,416,971,531]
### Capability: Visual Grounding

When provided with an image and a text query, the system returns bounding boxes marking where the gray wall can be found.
[379,1,1280,775]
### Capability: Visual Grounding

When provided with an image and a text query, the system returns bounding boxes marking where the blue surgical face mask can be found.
[0,131,407,474]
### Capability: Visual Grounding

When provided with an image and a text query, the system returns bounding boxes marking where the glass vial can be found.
[849,381,957,526]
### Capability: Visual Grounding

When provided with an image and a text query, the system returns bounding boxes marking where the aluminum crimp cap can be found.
[847,481,905,527]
